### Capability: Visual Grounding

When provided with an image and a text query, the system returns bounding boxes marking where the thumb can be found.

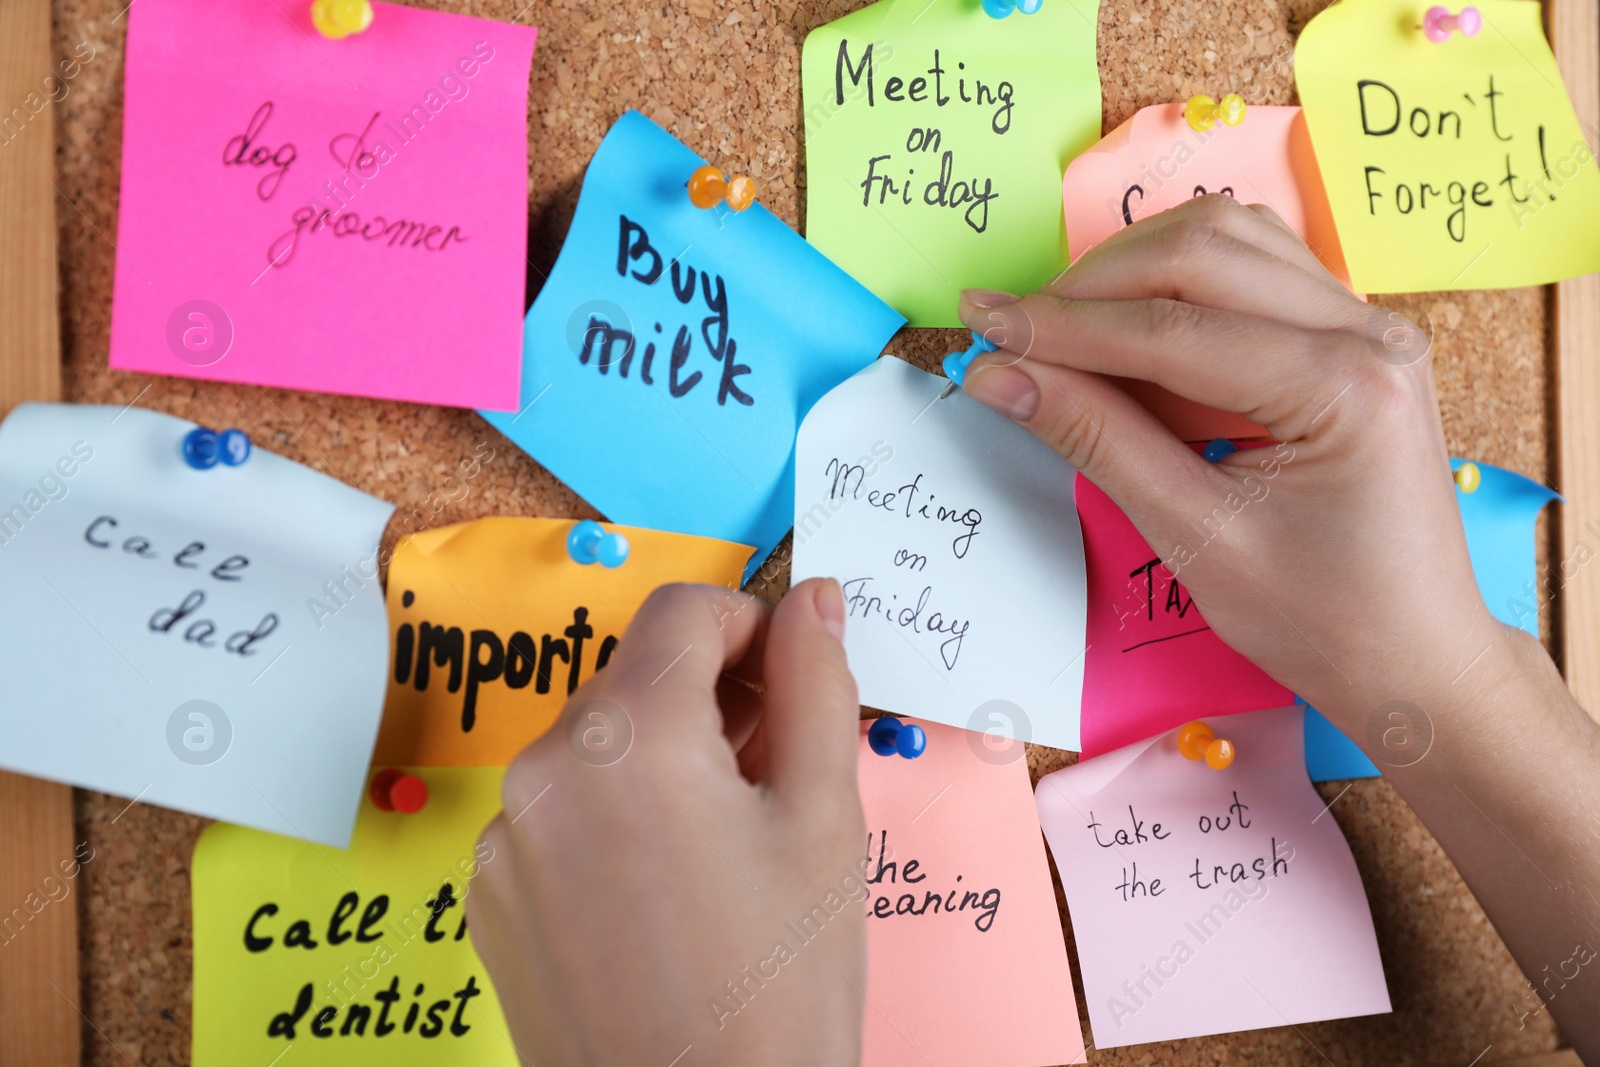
[960,352,1219,546]
[759,577,862,811]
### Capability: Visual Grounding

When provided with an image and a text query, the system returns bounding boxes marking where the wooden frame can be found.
[0,0,1595,1061]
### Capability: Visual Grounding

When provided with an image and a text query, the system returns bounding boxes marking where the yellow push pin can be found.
[1184,93,1247,133]
[312,0,374,39]
[1454,461,1481,494]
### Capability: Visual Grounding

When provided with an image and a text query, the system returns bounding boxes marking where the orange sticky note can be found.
[858,718,1084,1066]
[1063,104,1350,443]
[1076,470,1291,758]
[375,518,752,766]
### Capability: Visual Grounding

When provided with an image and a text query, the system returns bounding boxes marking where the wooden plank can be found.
[1552,0,1600,717]
[0,0,81,1064]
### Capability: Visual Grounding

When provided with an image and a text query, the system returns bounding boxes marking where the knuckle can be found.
[1041,402,1111,474]
[1165,219,1222,264]
[1143,295,1207,341]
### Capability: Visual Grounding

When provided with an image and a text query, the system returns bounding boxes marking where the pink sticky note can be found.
[1036,707,1391,1048]
[1063,104,1350,442]
[859,719,1084,1067]
[1077,469,1291,758]
[112,0,536,410]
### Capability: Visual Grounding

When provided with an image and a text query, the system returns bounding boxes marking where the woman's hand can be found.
[958,194,1500,733]
[468,579,867,1067]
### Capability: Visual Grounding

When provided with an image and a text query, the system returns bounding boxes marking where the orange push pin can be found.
[312,0,374,39]
[687,164,758,212]
[370,768,428,814]
[1177,721,1235,769]
[1184,93,1246,133]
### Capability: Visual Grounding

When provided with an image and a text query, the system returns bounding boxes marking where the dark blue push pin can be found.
[1202,438,1238,463]
[867,716,927,759]
[982,0,1043,17]
[183,427,252,470]
[567,519,630,568]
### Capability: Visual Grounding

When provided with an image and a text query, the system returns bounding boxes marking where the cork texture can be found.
[40,0,1557,1062]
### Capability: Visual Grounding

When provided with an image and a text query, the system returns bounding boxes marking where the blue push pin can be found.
[567,519,630,568]
[982,0,1043,17]
[1202,438,1238,463]
[867,716,927,759]
[940,330,999,396]
[183,427,252,469]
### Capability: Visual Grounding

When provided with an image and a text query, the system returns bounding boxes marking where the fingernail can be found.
[815,578,846,644]
[962,289,1021,308]
[964,358,1039,421]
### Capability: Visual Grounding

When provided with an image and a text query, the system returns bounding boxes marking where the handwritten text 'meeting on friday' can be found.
[824,459,981,670]
[833,42,1012,234]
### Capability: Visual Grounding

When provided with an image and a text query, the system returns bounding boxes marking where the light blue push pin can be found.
[940,330,999,396]
[1202,438,1238,463]
[981,0,1043,17]
[182,428,220,469]
[567,519,630,568]
[866,716,927,759]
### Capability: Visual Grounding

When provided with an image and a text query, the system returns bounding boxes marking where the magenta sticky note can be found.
[111,0,536,409]
[1077,471,1291,758]
[1036,707,1391,1047]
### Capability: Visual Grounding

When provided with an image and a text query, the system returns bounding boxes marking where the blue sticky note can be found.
[482,111,905,580]
[1306,459,1557,781]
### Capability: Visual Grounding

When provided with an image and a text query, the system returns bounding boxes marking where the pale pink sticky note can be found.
[1036,707,1391,1048]
[1077,470,1291,758]
[112,0,536,410]
[1063,104,1351,442]
[859,719,1084,1067]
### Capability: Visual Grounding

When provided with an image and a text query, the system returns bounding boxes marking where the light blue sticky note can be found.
[482,111,905,580]
[1305,459,1558,781]
[0,403,394,845]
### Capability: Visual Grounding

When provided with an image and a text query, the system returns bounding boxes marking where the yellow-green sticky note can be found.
[193,767,517,1065]
[1296,0,1600,292]
[802,0,1102,326]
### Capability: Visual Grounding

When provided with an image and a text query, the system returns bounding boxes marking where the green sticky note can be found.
[802,0,1102,327]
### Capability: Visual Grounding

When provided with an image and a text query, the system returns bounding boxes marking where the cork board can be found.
[40,0,1563,1063]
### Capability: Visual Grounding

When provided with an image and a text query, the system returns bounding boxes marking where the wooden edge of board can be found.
[0,0,80,1065]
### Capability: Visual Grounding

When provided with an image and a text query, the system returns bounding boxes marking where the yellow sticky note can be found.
[1296,0,1600,291]
[193,767,513,1065]
[802,0,1102,326]
[375,517,752,766]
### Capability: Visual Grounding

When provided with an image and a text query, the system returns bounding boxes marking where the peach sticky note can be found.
[1036,707,1391,1048]
[193,766,516,1065]
[1063,103,1349,281]
[375,517,752,766]
[857,718,1084,1067]
[1076,468,1290,758]
[111,0,536,409]
[1296,0,1600,291]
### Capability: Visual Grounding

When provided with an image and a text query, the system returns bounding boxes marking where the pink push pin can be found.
[1423,5,1481,41]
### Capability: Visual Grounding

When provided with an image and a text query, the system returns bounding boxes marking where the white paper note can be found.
[0,403,394,845]
[791,357,1088,750]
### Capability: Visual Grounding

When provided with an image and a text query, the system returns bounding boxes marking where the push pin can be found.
[939,330,1000,398]
[567,519,630,568]
[370,768,429,814]
[1184,93,1247,133]
[981,0,1043,17]
[182,427,252,470]
[1423,5,1481,41]
[1202,438,1238,463]
[1454,461,1482,494]
[867,716,927,759]
[312,0,374,38]
[1177,720,1235,770]
[687,164,758,212]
